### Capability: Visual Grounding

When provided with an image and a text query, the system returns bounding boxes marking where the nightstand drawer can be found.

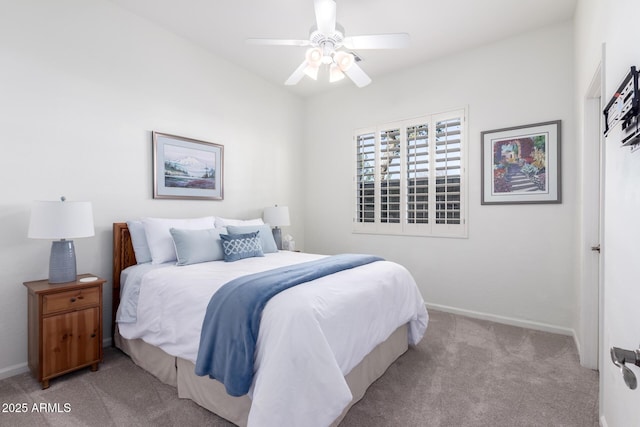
[42,287,100,314]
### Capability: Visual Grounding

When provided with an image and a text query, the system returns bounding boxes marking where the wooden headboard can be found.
[112,222,137,341]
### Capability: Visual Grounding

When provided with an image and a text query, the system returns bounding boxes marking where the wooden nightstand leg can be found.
[42,379,49,390]
[90,362,99,372]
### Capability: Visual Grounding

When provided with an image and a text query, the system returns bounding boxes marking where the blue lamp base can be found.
[272,227,283,250]
[49,240,77,283]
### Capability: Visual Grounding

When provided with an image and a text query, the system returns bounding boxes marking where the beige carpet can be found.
[0,310,599,426]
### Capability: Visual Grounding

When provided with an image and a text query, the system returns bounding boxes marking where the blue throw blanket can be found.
[194,254,383,396]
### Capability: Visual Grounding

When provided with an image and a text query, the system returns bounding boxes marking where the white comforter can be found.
[118,251,428,427]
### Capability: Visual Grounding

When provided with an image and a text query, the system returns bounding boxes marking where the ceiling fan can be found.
[246,0,410,88]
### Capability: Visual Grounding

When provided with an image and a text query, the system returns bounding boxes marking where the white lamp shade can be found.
[263,206,290,227]
[305,47,323,67]
[28,200,95,239]
[303,47,323,80]
[334,51,355,71]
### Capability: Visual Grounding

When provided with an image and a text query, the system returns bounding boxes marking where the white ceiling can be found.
[108,0,576,97]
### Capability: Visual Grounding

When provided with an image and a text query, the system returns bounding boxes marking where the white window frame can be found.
[353,108,468,238]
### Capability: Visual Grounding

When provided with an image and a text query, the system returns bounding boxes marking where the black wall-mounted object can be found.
[603,66,640,147]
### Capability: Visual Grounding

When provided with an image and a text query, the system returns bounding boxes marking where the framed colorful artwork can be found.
[152,132,224,200]
[481,120,561,205]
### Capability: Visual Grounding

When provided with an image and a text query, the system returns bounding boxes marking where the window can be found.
[354,108,467,237]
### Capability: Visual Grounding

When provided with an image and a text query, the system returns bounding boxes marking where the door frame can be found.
[579,59,605,371]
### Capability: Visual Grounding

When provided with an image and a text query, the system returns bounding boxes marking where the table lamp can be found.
[263,205,290,250]
[28,197,95,283]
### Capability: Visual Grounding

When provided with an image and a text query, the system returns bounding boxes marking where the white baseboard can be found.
[426,302,576,337]
[572,330,584,362]
[0,362,29,380]
[0,311,581,381]
[426,304,593,371]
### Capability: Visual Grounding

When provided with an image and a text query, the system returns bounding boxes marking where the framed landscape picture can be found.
[481,120,561,205]
[153,132,224,200]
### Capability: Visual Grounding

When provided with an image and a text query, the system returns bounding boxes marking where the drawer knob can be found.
[90,333,96,338]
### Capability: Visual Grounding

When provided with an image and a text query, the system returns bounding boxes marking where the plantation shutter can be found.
[434,117,462,225]
[354,108,466,237]
[406,123,429,224]
[380,128,401,224]
[356,131,376,224]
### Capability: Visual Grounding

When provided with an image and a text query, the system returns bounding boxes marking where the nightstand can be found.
[23,274,105,389]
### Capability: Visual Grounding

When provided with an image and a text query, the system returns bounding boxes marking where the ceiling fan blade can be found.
[314,0,336,35]
[344,62,372,88]
[343,33,410,49]
[284,60,309,86]
[246,38,310,47]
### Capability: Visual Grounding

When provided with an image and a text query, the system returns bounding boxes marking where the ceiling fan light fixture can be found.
[302,47,323,80]
[305,47,323,67]
[329,63,345,82]
[333,51,355,71]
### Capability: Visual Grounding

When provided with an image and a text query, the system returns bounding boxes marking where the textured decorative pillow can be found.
[220,232,264,262]
[142,216,216,264]
[126,220,152,264]
[226,224,278,253]
[170,227,227,266]
[214,217,264,228]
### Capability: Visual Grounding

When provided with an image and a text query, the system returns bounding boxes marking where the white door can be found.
[600,68,640,425]
[601,142,640,425]
[580,65,603,371]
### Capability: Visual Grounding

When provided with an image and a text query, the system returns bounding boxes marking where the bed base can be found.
[115,325,407,426]
[114,328,177,387]
[112,222,408,426]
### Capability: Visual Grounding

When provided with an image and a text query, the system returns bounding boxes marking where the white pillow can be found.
[142,216,215,264]
[214,217,264,228]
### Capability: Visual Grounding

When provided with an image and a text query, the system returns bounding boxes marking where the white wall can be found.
[0,0,584,385]
[575,0,640,425]
[0,0,304,376]
[303,22,577,333]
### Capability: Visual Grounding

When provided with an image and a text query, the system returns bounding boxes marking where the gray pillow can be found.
[127,220,152,264]
[169,227,226,266]
[226,224,278,253]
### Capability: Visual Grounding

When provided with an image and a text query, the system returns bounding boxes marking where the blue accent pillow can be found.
[226,224,278,253]
[220,232,264,262]
[126,220,152,264]
[170,227,226,266]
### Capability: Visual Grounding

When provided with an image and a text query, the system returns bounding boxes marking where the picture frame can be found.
[152,131,224,200]
[481,120,561,205]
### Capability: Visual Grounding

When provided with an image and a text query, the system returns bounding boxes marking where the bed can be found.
[112,221,428,426]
